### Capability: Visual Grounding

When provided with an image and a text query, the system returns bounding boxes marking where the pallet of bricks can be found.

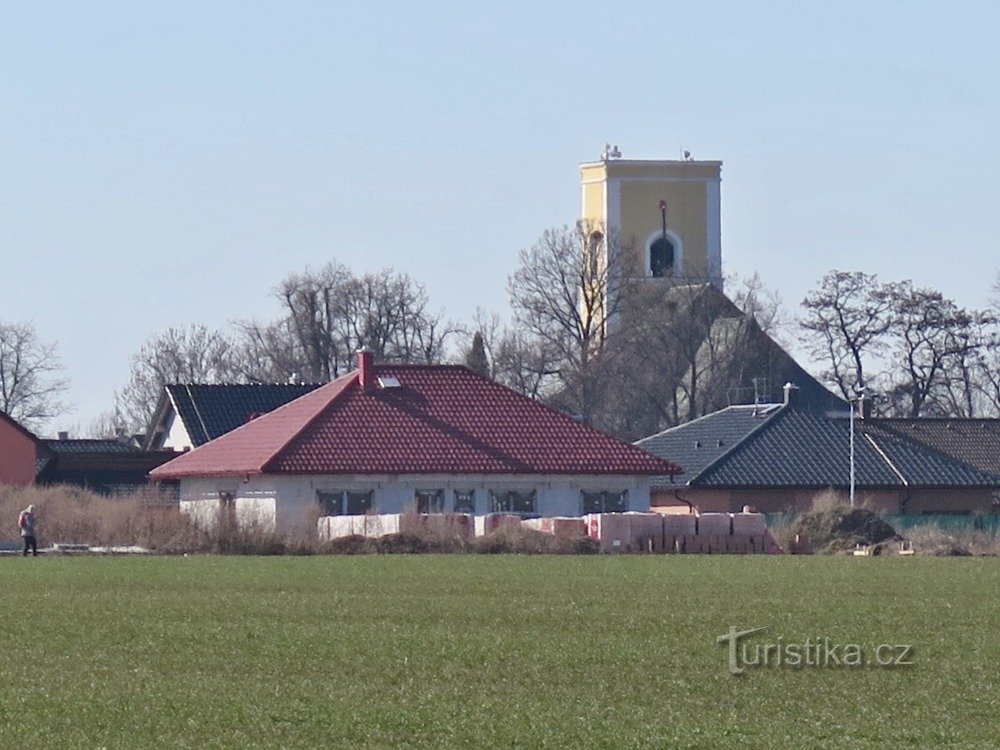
[581,511,772,554]
[318,513,474,541]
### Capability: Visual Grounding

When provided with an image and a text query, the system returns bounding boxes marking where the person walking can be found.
[18,504,38,557]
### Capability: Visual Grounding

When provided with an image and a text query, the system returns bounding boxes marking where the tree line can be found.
[3,226,999,437]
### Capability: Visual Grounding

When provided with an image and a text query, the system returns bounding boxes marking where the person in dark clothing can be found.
[18,504,38,557]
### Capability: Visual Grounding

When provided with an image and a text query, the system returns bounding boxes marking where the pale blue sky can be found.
[2,1,999,433]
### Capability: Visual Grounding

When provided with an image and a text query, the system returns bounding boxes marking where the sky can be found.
[2,1,999,435]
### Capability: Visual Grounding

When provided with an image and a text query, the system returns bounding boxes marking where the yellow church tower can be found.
[580,149,722,290]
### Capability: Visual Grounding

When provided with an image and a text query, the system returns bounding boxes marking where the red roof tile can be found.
[150,365,680,479]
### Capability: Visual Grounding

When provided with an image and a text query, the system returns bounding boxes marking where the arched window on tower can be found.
[649,236,674,278]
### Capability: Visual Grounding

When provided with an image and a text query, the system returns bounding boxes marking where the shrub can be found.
[470,525,597,555]
[786,498,898,554]
[904,525,1000,557]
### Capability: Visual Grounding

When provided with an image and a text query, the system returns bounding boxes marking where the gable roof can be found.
[871,419,1000,478]
[637,399,1000,489]
[150,365,681,480]
[144,383,323,449]
[635,404,781,485]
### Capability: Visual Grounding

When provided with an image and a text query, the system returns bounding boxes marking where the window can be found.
[316,490,373,516]
[453,490,476,514]
[581,490,628,514]
[489,489,536,515]
[415,489,445,514]
[649,237,674,277]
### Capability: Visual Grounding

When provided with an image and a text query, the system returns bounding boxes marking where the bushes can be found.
[777,491,999,556]
[780,494,899,554]
[905,525,1000,557]
[0,487,599,555]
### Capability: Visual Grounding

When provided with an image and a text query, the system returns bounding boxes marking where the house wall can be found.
[0,418,36,487]
[179,474,654,535]
[903,489,997,515]
[162,410,194,451]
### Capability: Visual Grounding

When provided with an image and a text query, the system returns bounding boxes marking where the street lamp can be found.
[849,383,866,509]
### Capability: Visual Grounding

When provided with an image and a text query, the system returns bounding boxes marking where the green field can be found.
[0,556,997,748]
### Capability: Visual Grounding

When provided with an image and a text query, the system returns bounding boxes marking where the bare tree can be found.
[0,320,69,429]
[115,324,243,433]
[883,283,981,417]
[237,262,454,382]
[507,221,629,421]
[727,270,788,342]
[800,271,895,399]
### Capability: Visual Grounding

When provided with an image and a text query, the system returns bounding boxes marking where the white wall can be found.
[162,409,194,452]
[178,473,653,535]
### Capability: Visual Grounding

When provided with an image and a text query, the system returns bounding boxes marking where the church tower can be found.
[580,153,722,290]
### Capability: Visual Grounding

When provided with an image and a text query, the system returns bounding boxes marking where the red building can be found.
[0,411,41,487]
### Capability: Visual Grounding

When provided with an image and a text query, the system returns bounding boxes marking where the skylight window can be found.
[378,376,401,389]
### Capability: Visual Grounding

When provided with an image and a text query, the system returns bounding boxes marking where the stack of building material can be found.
[585,513,631,552]
[695,513,731,554]
[417,513,473,540]
[624,512,667,552]
[662,514,697,553]
[474,513,522,537]
[318,513,474,541]
[585,513,664,552]
[317,515,364,540]
[522,517,587,537]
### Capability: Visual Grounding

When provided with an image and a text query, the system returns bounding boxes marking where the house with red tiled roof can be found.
[150,352,681,534]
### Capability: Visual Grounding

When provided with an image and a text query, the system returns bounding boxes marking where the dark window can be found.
[415,489,445,514]
[581,490,628,514]
[317,490,373,516]
[649,237,674,278]
[489,489,537,515]
[453,490,476,514]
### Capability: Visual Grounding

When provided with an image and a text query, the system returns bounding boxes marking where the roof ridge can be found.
[635,405,763,444]
[862,433,908,486]
[259,371,360,473]
[689,403,787,484]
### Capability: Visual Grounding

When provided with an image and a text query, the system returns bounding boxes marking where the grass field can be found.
[0,556,997,748]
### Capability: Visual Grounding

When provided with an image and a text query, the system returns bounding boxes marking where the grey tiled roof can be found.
[637,402,1000,489]
[44,438,138,454]
[873,419,1000,477]
[635,404,781,485]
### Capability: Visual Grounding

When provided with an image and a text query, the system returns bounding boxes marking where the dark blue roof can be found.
[166,383,323,446]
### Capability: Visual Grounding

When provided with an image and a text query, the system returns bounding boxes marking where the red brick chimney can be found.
[358,348,375,391]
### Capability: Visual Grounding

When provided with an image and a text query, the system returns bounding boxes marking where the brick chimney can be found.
[357,348,375,391]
